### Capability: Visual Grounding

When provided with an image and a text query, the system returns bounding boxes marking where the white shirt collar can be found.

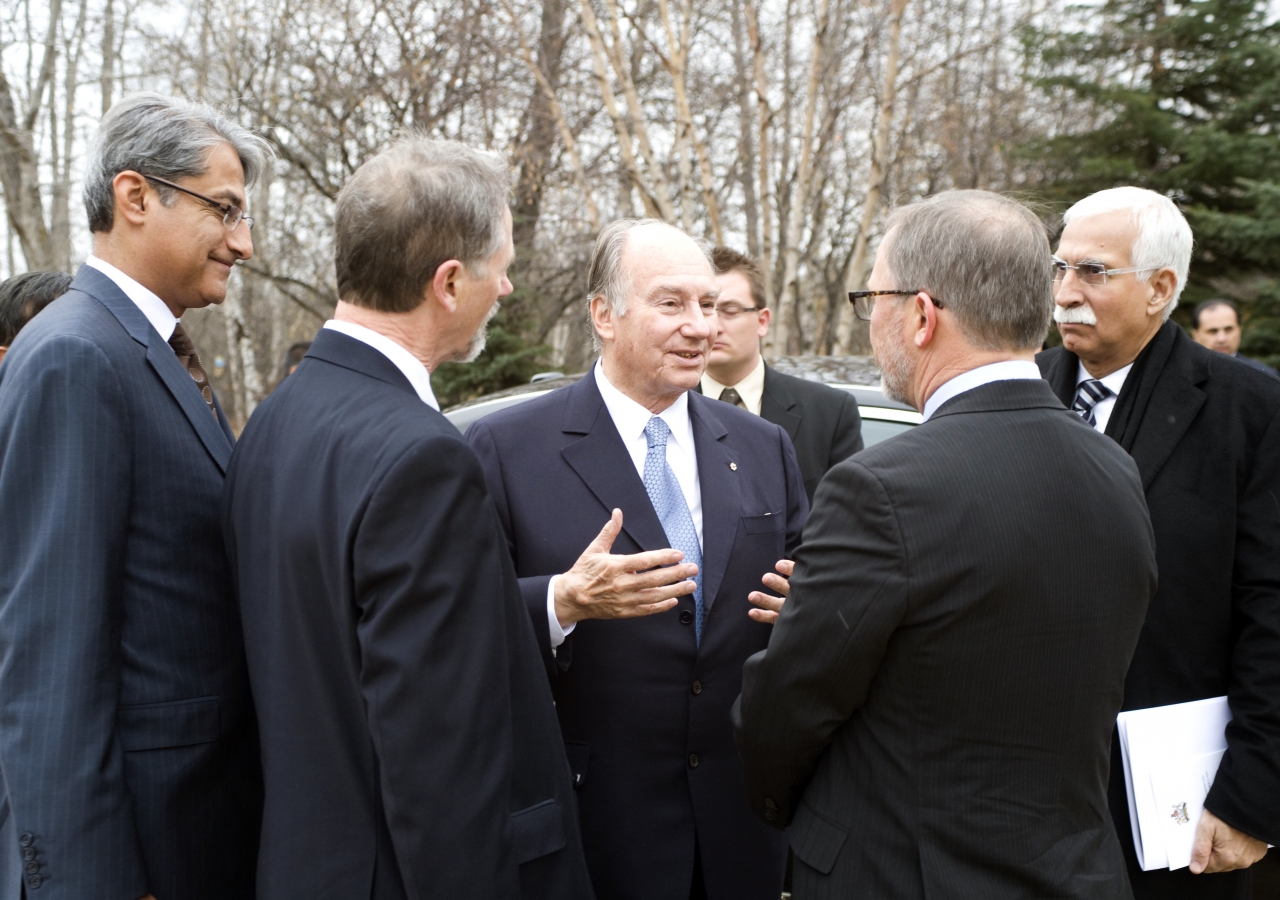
[1075,360,1132,394]
[323,319,439,410]
[594,360,694,452]
[921,359,1043,422]
[701,356,766,416]
[85,255,179,342]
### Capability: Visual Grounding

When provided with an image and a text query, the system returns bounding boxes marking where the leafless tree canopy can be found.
[0,0,1085,427]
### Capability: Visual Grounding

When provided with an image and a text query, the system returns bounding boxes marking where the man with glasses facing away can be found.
[0,93,268,900]
[701,248,863,505]
[1037,186,1280,900]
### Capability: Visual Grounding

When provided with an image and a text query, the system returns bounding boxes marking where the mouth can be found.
[210,257,235,271]
[670,350,704,363]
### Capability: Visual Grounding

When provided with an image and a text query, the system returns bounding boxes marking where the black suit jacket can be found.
[734,379,1156,900]
[1040,323,1280,900]
[0,266,261,899]
[759,365,864,502]
[222,330,593,900]
[467,373,807,900]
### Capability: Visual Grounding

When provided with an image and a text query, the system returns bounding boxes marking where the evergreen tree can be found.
[1024,0,1280,366]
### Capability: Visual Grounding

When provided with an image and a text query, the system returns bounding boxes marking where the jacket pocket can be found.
[509,798,566,865]
[742,512,783,535]
[564,741,589,789]
[118,696,221,751]
[790,799,848,875]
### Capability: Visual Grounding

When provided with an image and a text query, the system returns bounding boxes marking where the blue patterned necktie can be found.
[1071,378,1114,428]
[642,416,704,646]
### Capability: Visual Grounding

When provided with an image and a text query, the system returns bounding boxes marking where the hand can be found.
[1190,808,1268,874]
[748,559,793,624]
[138,894,157,899]
[554,509,697,626]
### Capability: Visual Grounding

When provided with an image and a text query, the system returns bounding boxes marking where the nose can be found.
[227,219,254,261]
[1054,269,1084,306]
[683,302,713,341]
[499,274,514,299]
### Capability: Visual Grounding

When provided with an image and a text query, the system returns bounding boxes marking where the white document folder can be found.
[1116,696,1231,871]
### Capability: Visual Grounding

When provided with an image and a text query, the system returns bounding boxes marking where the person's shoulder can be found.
[465,380,580,440]
[1234,353,1280,382]
[1183,339,1280,412]
[691,387,782,435]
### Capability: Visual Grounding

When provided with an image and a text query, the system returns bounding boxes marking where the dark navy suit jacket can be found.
[0,265,261,899]
[223,329,593,899]
[468,372,808,900]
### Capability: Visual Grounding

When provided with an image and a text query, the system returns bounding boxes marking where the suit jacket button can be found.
[679,610,694,625]
[22,847,35,860]
[24,862,38,875]
[688,754,699,768]
[27,875,41,889]
[765,798,778,811]
[18,833,33,847]
[764,808,778,822]
[691,681,702,695]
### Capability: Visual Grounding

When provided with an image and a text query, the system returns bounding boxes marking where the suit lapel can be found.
[688,393,739,615]
[759,365,801,441]
[75,266,233,472]
[559,377,670,552]
[1036,346,1078,407]
[1125,335,1208,491]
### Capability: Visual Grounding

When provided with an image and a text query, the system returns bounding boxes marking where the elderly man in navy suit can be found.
[0,93,269,900]
[468,218,808,900]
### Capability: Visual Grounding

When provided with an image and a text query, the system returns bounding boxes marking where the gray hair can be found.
[585,218,712,351]
[1061,186,1192,320]
[881,190,1054,351]
[84,92,272,233]
[335,136,511,314]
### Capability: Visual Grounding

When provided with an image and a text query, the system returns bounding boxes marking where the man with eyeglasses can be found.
[0,93,269,900]
[701,247,863,505]
[1037,186,1280,900]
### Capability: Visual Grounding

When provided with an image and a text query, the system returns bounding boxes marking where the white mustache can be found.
[1053,303,1098,326]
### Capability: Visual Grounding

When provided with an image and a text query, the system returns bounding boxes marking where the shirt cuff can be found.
[546,575,576,648]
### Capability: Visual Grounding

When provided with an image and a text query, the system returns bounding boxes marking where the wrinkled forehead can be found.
[622,225,716,294]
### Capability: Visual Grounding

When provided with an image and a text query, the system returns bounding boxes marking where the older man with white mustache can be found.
[1037,187,1280,900]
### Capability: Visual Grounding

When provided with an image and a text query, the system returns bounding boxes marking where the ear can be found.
[112,171,151,227]
[912,292,940,349]
[1147,268,1178,318]
[431,260,465,314]
[590,295,615,343]
[756,307,772,339]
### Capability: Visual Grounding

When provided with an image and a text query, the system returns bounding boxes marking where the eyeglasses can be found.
[144,175,254,231]
[1051,257,1144,286]
[847,289,942,322]
[715,303,761,319]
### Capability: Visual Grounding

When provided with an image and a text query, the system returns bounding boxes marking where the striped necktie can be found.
[1071,379,1113,428]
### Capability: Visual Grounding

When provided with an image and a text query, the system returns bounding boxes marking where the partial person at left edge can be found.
[0,271,72,364]
[0,93,269,900]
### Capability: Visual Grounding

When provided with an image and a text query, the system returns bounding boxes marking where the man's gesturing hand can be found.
[1190,808,1268,874]
[747,559,793,625]
[554,509,697,627]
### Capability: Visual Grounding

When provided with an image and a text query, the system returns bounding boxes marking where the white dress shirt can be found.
[85,256,178,342]
[1075,361,1131,434]
[546,362,704,648]
[921,360,1044,422]
[322,319,439,410]
[701,356,766,416]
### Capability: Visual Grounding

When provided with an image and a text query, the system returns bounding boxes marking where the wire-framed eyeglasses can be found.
[1051,257,1144,286]
[144,175,254,232]
[847,289,943,322]
[714,303,761,320]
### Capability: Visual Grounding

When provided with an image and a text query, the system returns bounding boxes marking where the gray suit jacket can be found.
[0,266,261,899]
[734,379,1155,899]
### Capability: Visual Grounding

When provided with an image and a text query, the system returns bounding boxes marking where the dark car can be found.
[442,356,921,447]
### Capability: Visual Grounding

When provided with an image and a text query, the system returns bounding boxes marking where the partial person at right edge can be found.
[700,247,863,504]
[1189,298,1279,380]
[1039,187,1280,900]
[734,190,1157,899]
[223,137,593,899]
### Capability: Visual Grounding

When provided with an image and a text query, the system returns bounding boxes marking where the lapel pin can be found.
[729,462,737,471]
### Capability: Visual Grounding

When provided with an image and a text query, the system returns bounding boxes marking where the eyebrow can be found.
[648,285,720,301]
[212,190,246,209]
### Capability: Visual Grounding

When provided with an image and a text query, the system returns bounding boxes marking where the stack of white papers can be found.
[1117,696,1230,871]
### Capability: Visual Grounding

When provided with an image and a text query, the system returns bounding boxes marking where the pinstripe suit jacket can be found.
[0,266,261,900]
[734,379,1156,900]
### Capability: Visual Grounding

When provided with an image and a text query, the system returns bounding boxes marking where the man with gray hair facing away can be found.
[0,93,269,899]
[735,190,1157,899]
[1038,187,1280,900]
[223,137,593,899]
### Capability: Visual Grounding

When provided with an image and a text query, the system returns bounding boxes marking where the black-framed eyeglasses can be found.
[144,175,254,231]
[715,303,761,319]
[847,289,942,322]
[1051,257,1144,286]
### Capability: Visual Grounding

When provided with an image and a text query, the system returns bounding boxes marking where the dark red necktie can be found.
[169,324,218,419]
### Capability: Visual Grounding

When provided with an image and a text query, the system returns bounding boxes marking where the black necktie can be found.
[1071,379,1113,428]
[169,324,218,419]
[718,387,746,409]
